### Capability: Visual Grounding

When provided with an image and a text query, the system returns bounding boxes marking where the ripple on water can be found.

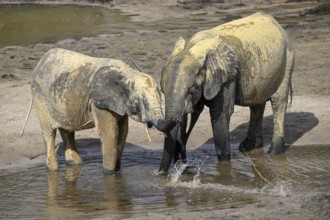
[0,144,329,218]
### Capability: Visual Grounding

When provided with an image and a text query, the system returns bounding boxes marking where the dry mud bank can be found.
[1,0,329,166]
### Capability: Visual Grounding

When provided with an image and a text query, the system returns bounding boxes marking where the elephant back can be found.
[31,48,103,130]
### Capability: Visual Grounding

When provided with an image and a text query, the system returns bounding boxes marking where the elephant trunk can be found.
[148,95,184,133]
[157,96,187,174]
[158,124,179,174]
[144,105,177,133]
[164,96,185,126]
[151,116,177,133]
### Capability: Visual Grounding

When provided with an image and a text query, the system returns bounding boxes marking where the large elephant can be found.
[22,48,170,174]
[158,12,295,174]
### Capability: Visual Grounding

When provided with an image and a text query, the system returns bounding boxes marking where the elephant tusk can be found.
[186,113,192,133]
[145,123,152,142]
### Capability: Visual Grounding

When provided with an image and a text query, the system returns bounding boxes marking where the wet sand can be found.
[0,0,329,219]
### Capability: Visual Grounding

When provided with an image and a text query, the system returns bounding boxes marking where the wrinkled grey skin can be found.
[30,48,168,174]
[159,12,295,174]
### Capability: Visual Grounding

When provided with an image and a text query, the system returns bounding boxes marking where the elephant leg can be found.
[269,95,288,155]
[210,108,231,161]
[115,115,129,171]
[209,80,236,161]
[41,125,58,171]
[92,105,124,174]
[239,103,266,152]
[269,56,293,155]
[269,88,290,155]
[174,101,204,164]
[268,47,294,155]
[58,128,82,165]
[174,136,185,164]
[34,99,58,170]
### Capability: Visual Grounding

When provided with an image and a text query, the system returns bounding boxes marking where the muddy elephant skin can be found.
[30,48,166,173]
[159,12,295,173]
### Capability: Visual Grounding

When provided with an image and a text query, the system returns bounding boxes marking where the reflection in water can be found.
[46,166,134,219]
[0,145,329,218]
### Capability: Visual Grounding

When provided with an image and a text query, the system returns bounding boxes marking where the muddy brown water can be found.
[0,2,328,48]
[0,4,130,48]
[0,3,329,219]
[0,144,329,219]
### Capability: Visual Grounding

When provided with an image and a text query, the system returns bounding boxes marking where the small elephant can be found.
[21,48,169,174]
[158,12,295,173]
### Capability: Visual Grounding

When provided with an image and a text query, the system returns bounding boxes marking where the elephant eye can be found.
[161,67,167,76]
[188,85,198,95]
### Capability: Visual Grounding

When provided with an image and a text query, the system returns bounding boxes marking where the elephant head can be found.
[158,36,238,173]
[89,66,175,135]
[161,36,238,129]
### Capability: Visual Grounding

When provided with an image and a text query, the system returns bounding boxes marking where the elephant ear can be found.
[161,37,186,91]
[171,36,186,57]
[203,39,238,100]
[89,66,129,116]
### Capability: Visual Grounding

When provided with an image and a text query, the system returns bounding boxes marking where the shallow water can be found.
[0,2,327,48]
[0,144,329,219]
[0,4,130,47]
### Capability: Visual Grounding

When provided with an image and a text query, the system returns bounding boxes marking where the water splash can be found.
[170,179,293,198]
[192,165,201,187]
[168,156,207,187]
[169,160,188,184]
[167,156,293,197]
[259,181,293,197]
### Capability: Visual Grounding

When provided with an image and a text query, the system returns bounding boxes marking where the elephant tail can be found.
[288,78,293,108]
[18,97,33,138]
[287,45,295,109]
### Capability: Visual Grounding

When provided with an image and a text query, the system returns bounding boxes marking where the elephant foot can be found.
[103,168,121,175]
[174,145,187,165]
[173,153,187,165]
[217,153,231,161]
[65,149,83,165]
[157,169,169,176]
[46,158,59,171]
[103,160,121,175]
[239,137,263,152]
[268,137,287,155]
